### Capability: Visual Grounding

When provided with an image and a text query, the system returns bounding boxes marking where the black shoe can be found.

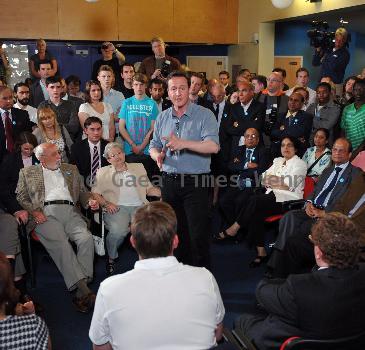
[249,255,269,268]
[106,261,115,276]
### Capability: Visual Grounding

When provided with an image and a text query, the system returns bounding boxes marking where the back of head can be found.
[131,202,177,259]
[0,252,20,313]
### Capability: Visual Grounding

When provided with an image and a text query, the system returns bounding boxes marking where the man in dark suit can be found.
[0,86,33,163]
[235,212,365,350]
[219,127,270,227]
[60,77,83,110]
[270,92,313,158]
[29,60,52,108]
[220,81,265,159]
[268,137,360,276]
[70,117,108,188]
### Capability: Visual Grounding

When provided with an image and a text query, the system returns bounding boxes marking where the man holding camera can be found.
[312,28,350,95]
[139,37,181,80]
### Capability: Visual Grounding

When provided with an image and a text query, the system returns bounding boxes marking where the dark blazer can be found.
[29,80,46,108]
[243,266,365,350]
[0,108,33,163]
[161,98,172,111]
[70,139,109,185]
[0,151,38,214]
[67,95,83,110]
[308,163,360,211]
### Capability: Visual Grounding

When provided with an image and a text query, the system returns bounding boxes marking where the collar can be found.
[0,108,11,115]
[172,101,193,119]
[88,140,101,149]
[335,161,349,170]
[14,102,27,109]
[42,164,61,173]
[134,256,179,270]
[286,110,298,117]
[62,93,69,101]
[241,98,253,108]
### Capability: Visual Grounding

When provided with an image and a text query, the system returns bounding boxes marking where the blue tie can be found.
[246,149,253,163]
[314,167,342,207]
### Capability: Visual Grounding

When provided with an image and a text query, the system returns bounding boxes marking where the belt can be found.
[161,172,210,180]
[44,200,74,206]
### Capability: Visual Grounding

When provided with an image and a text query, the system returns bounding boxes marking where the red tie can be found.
[4,111,14,152]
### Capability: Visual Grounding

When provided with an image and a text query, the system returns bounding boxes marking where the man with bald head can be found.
[0,86,33,163]
[16,142,99,312]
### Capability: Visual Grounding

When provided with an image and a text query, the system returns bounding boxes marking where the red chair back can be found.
[303,176,315,199]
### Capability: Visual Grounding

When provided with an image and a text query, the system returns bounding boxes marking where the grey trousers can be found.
[35,204,94,290]
[103,205,140,259]
[0,211,26,276]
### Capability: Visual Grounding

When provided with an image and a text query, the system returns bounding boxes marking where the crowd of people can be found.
[0,33,365,350]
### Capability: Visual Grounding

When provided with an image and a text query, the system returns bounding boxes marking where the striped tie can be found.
[91,145,99,186]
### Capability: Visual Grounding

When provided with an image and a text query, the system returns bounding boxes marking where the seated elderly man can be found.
[92,142,160,276]
[16,143,99,313]
[89,201,224,350]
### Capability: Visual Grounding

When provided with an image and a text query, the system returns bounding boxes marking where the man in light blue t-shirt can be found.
[119,73,159,180]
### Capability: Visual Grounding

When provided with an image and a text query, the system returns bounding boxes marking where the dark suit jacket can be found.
[0,108,33,163]
[67,95,83,110]
[29,80,46,108]
[70,139,109,185]
[0,151,38,214]
[161,98,172,111]
[308,163,360,211]
[245,266,365,350]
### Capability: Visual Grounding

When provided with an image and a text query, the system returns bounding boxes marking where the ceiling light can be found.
[271,0,294,9]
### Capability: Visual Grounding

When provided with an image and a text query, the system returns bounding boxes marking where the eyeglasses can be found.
[244,134,258,139]
[108,151,123,159]
[267,79,281,83]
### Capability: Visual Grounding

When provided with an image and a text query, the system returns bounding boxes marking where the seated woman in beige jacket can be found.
[92,142,160,275]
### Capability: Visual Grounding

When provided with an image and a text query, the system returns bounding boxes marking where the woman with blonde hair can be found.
[33,107,73,162]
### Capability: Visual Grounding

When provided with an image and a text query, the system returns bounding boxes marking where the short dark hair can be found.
[65,75,81,86]
[15,131,38,152]
[121,62,135,72]
[311,212,360,269]
[315,127,330,140]
[97,65,114,76]
[166,71,191,88]
[131,201,177,259]
[238,68,250,76]
[13,82,29,93]
[316,82,332,93]
[219,70,230,78]
[45,76,62,86]
[148,78,165,90]
[84,80,103,103]
[36,59,52,71]
[273,67,287,78]
[251,75,267,88]
[190,72,205,82]
[84,116,102,129]
[281,135,301,153]
[296,67,309,77]
[0,252,20,313]
[354,78,365,89]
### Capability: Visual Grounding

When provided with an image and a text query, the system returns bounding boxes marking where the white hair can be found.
[103,142,124,159]
[34,144,46,160]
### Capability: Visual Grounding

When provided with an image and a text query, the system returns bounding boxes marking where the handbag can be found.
[92,211,105,256]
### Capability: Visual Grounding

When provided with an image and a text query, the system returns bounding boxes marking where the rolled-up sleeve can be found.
[201,111,219,145]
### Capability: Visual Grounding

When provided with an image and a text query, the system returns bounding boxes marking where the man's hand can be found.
[89,199,99,211]
[229,92,238,104]
[14,210,29,224]
[105,202,119,214]
[156,150,166,169]
[164,133,186,151]
[32,210,47,225]
[151,69,162,79]
[247,162,258,169]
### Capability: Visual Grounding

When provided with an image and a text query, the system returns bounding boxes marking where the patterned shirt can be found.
[0,314,49,349]
[341,103,365,150]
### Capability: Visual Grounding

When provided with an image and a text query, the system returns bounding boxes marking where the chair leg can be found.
[25,228,35,288]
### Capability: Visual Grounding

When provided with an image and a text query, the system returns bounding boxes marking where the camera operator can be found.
[312,28,350,95]
[139,37,181,80]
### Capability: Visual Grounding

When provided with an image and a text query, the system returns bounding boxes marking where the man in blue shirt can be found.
[119,73,159,180]
[150,71,219,268]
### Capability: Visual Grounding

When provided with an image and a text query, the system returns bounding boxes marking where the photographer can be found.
[139,37,181,80]
[312,28,350,95]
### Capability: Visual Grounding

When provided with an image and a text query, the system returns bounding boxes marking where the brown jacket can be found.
[138,55,181,78]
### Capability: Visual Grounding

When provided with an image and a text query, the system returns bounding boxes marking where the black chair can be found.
[230,328,257,350]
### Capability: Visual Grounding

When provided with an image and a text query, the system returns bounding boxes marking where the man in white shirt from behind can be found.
[89,201,225,350]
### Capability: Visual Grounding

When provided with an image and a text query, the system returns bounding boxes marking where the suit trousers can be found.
[35,204,94,290]
[161,174,211,268]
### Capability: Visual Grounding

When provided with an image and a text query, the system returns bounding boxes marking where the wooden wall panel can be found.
[225,0,238,44]
[58,0,118,41]
[118,0,174,42]
[0,0,59,39]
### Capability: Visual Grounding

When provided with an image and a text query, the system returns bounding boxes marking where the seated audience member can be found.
[91,142,160,275]
[148,78,171,112]
[238,68,252,82]
[219,128,270,230]
[271,92,313,158]
[302,128,331,178]
[13,82,38,124]
[78,80,115,142]
[320,76,337,98]
[292,86,310,111]
[337,75,356,108]
[189,72,207,105]
[38,76,80,141]
[216,136,307,267]
[29,39,57,81]
[29,60,53,108]
[70,117,108,188]
[235,212,365,350]
[351,138,365,171]
[66,75,85,100]
[118,63,135,98]
[60,78,83,110]
[16,143,99,312]
[307,82,341,146]
[33,107,73,163]
[0,252,51,350]
[251,75,267,100]
[341,78,365,151]
[268,137,359,275]
[139,36,181,80]
[89,201,225,349]
[272,67,289,91]
[118,73,159,180]
[0,86,33,163]
[285,67,316,106]
[219,70,234,96]
[92,42,125,90]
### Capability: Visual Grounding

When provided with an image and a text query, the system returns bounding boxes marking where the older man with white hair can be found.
[16,143,99,313]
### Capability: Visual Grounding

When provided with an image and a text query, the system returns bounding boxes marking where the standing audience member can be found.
[13,83,38,124]
[139,37,181,80]
[29,60,52,108]
[251,75,267,100]
[148,78,171,112]
[337,75,357,108]
[119,63,135,98]
[150,71,219,268]
[65,75,85,100]
[60,78,83,110]
[119,73,159,180]
[89,201,224,350]
[286,67,316,106]
[219,70,234,96]
[16,143,99,313]
[189,72,206,105]
[0,43,9,84]
[29,39,58,80]
[78,80,115,142]
[272,68,289,91]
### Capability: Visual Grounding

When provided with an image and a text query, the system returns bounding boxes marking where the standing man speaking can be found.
[150,71,219,268]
